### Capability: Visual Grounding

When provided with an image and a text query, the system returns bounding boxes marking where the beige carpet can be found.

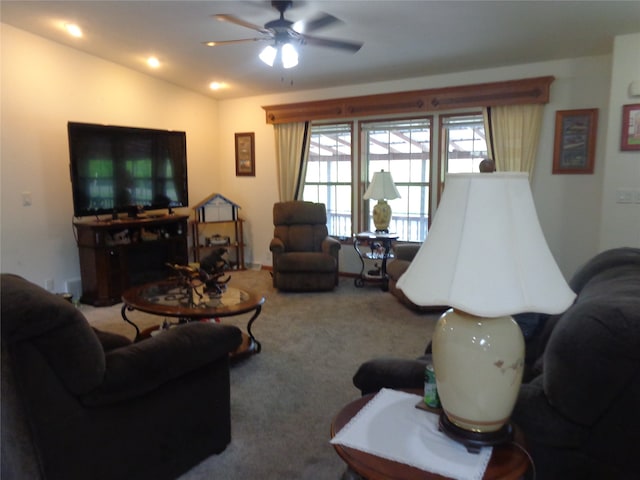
[82,269,438,479]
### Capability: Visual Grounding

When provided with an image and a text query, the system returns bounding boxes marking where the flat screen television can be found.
[68,122,189,218]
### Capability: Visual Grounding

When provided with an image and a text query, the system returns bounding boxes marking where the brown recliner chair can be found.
[270,201,341,291]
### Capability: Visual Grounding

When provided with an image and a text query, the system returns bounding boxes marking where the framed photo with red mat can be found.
[621,104,640,151]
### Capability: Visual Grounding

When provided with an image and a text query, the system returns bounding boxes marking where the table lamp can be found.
[397,172,575,451]
[363,170,401,232]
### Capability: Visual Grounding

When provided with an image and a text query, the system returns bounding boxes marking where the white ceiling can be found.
[2,1,640,100]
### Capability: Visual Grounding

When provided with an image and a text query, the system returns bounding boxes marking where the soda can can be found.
[424,363,441,408]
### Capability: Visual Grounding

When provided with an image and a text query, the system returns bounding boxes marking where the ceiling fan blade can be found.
[300,12,341,33]
[213,14,272,35]
[300,34,363,53]
[203,38,270,47]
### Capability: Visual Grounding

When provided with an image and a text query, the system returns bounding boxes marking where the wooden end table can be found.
[353,232,399,290]
[331,391,530,480]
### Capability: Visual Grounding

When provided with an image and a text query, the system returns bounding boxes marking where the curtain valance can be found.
[263,76,554,124]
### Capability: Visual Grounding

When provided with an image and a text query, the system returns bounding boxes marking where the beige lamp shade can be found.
[397,172,575,439]
[397,172,575,316]
[363,170,400,232]
[363,170,401,201]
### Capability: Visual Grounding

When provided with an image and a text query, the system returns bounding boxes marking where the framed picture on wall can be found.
[621,104,640,151]
[235,132,255,176]
[552,108,598,174]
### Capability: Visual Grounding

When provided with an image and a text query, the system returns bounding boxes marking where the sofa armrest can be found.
[92,328,131,352]
[353,356,429,395]
[269,237,285,253]
[393,243,420,262]
[81,322,242,406]
[321,236,341,256]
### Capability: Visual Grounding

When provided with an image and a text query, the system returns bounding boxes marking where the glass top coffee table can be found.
[121,279,265,355]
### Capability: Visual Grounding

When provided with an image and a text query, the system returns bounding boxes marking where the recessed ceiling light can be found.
[147,57,161,68]
[209,82,227,91]
[64,23,83,38]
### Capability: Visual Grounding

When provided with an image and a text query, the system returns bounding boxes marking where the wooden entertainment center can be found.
[74,214,189,306]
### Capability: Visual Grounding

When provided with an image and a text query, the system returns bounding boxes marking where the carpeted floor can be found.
[82,269,438,479]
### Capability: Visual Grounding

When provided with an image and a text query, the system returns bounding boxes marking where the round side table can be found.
[331,391,530,480]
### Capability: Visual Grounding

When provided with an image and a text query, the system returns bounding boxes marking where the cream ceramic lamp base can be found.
[372,199,391,232]
[432,308,525,433]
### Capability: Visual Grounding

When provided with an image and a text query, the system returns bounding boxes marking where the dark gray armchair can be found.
[1,273,242,480]
[270,201,341,291]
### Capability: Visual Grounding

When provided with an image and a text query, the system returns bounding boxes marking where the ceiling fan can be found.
[204,1,363,67]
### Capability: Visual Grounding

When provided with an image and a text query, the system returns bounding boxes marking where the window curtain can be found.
[485,104,544,179]
[483,108,495,162]
[273,122,310,201]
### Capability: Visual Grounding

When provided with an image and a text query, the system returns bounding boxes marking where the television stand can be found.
[126,205,145,218]
[73,215,189,306]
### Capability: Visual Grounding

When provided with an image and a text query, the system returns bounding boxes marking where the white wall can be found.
[599,33,640,249]
[531,55,613,275]
[3,22,638,293]
[1,24,220,291]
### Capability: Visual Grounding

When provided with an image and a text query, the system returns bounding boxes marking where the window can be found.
[362,118,431,242]
[301,112,486,243]
[441,113,487,174]
[302,123,353,238]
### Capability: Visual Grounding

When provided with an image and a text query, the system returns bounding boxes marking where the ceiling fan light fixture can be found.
[292,20,304,33]
[281,43,298,69]
[208,2,362,71]
[259,45,277,66]
[259,43,298,69]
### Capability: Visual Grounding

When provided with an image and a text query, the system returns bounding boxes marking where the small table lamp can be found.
[397,172,575,451]
[363,170,401,232]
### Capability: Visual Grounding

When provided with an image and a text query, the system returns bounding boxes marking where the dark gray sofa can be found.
[1,273,242,480]
[353,247,640,479]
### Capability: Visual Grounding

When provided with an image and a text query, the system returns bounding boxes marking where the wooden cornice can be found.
[263,76,554,124]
